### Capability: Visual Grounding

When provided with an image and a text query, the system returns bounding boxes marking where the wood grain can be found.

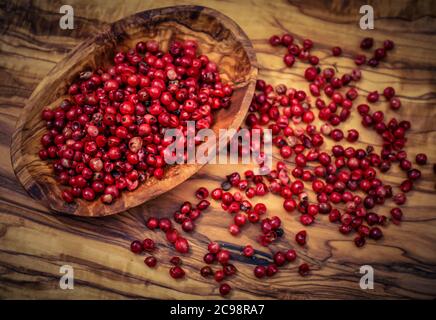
[9,5,257,216]
[1,0,436,299]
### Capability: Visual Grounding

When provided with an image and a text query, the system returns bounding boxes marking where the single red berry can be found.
[242,245,254,257]
[360,37,374,50]
[200,266,213,277]
[415,153,427,165]
[195,187,209,199]
[174,237,189,253]
[219,283,231,296]
[273,252,287,266]
[285,249,297,262]
[332,46,342,56]
[170,256,182,266]
[130,240,143,254]
[144,256,157,267]
[298,263,310,276]
[203,253,215,264]
[214,269,225,282]
[295,230,307,246]
[254,265,266,278]
[142,238,155,252]
[269,35,281,46]
[266,264,278,277]
[223,264,237,276]
[169,266,185,279]
[146,217,159,230]
[216,250,231,265]
[208,242,221,254]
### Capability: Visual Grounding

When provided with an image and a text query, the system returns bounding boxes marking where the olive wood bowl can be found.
[10,5,258,217]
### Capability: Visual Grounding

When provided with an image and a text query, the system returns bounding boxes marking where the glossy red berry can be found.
[219,283,232,296]
[295,230,307,246]
[175,237,189,253]
[130,240,143,254]
[254,265,266,278]
[200,266,213,277]
[216,250,231,265]
[242,245,255,257]
[285,249,297,262]
[208,242,221,254]
[144,256,157,268]
[298,263,310,276]
[332,46,342,56]
[169,266,185,279]
[142,238,155,252]
[415,153,427,165]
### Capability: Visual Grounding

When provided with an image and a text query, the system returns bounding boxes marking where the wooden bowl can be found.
[10,5,258,217]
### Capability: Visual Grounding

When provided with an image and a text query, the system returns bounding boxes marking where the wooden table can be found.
[1,0,435,299]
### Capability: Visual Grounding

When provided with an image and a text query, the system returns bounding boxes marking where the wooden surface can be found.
[9,5,257,217]
[1,0,436,299]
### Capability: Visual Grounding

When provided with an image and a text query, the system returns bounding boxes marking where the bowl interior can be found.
[11,6,257,216]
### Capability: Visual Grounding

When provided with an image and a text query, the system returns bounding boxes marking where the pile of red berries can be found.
[356,37,395,68]
[39,39,233,204]
[127,33,429,298]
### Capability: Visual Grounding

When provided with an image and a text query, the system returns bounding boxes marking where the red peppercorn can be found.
[369,227,383,240]
[383,40,395,50]
[130,240,143,254]
[170,256,182,266]
[346,129,359,142]
[269,35,281,46]
[223,264,237,276]
[169,266,185,279]
[285,249,297,262]
[182,219,195,233]
[390,97,402,110]
[203,252,215,264]
[146,217,159,230]
[207,242,221,255]
[219,283,231,296]
[415,153,427,165]
[281,33,294,46]
[174,237,189,253]
[195,187,209,199]
[197,199,210,211]
[295,230,307,246]
[159,218,172,232]
[200,266,213,278]
[266,264,278,277]
[144,256,157,268]
[254,265,266,278]
[214,269,225,282]
[283,54,295,67]
[390,207,403,221]
[216,250,231,265]
[211,188,223,200]
[374,48,386,60]
[332,46,342,56]
[330,129,344,142]
[273,252,287,266]
[142,238,155,252]
[367,91,380,103]
[360,37,374,50]
[242,245,254,257]
[298,263,310,276]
